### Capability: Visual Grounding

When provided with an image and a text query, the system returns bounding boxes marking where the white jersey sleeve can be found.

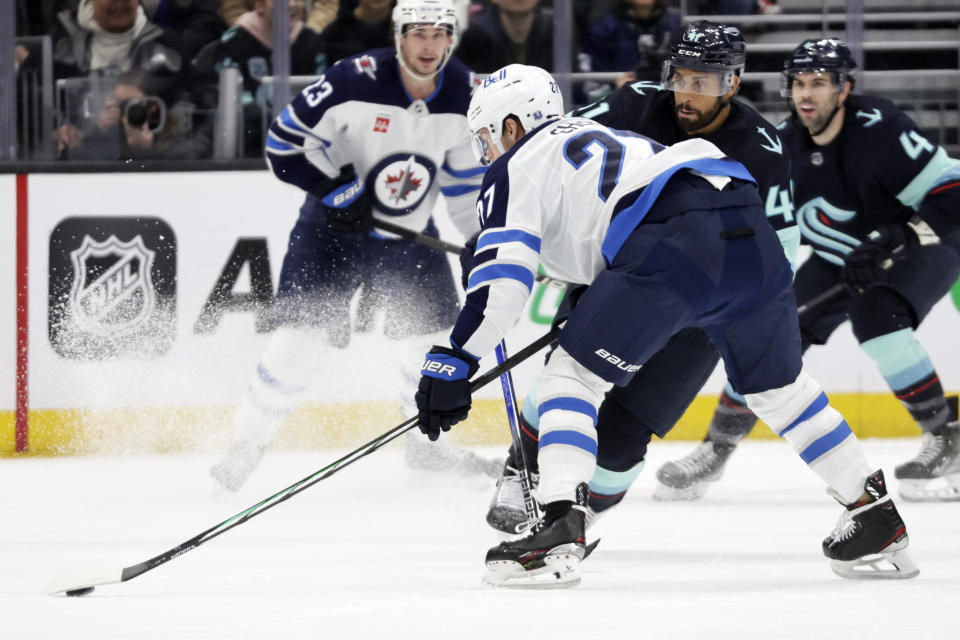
[450,118,736,360]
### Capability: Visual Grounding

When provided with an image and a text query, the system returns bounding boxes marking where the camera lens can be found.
[125,101,148,127]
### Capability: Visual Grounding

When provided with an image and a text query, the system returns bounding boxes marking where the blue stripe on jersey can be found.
[467,263,535,292]
[440,184,481,197]
[538,397,598,425]
[800,421,853,464]
[779,392,829,436]
[266,134,298,152]
[601,158,756,264]
[476,229,542,253]
[539,429,598,456]
[279,106,311,135]
[268,120,305,146]
[442,161,487,179]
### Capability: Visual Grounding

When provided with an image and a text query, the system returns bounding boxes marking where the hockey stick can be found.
[495,340,540,526]
[43,327,561,598]
[372,219,568,289]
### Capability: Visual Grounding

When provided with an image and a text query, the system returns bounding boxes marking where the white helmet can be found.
[466,64,564,165]
[393,0,459,80]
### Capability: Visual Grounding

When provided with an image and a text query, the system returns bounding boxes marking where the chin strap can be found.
[809,103,843,138]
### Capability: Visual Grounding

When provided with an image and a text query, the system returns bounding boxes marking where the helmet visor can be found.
[470,127,495,166]
[661,62,737,96]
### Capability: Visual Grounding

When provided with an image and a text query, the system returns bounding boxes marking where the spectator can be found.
[219,0,337,30]
[52,0,183,81]
[694,0,779,15]
[57,74,206,159]
[142,0,225,64]
[205,0,327,155]
[322,0,395,66]
[455,0,554,73]
[581,0,682,90]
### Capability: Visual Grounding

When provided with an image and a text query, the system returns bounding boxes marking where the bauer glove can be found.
[321,164,373,234]
[415,346,479,440]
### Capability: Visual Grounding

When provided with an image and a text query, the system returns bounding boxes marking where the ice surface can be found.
[3,439,958,640]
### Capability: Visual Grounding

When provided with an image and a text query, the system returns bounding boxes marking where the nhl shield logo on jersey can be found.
[367,153,437,215]
[69,235,156,336]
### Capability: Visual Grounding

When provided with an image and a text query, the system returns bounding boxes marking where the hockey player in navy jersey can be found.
[211,0,498,491]
[660,38,960,503]
[415,64,917,586]
[483,21,800,530]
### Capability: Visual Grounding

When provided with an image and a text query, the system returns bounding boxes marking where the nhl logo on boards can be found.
[366,152,437,215]
[373,115,391,133]
[69,235,156,335]
[48,217,177,359]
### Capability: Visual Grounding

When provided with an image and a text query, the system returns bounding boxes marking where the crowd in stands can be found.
[12,0,782,161]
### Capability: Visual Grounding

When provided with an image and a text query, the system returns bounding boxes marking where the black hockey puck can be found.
[65,587,94,597]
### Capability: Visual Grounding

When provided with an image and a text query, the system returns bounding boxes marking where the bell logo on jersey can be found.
[594,348,641,373]
[368,153,438,215]
[373,116,390,133]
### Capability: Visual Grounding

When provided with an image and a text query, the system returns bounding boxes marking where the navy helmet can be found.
[662,21,746,96]
[780,38,857,96]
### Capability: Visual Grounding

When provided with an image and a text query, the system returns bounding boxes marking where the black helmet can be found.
[780,38,857,95]
[662,21,746,96]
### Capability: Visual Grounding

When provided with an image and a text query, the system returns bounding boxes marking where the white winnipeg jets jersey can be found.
[451,117,747,359]
[264,48,484,238]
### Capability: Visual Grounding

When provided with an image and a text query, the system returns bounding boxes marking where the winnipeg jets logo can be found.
[367,153,437,215]
[385,163,424,204]
[69,235,156,336]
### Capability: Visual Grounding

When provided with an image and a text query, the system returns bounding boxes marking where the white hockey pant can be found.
[744,368,874,503]
[536,346,613,504]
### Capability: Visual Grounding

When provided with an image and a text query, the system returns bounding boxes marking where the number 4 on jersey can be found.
[765,186,794,223]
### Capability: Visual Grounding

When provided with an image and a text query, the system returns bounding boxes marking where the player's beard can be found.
[675,96,725,134]
[796,95,841,137]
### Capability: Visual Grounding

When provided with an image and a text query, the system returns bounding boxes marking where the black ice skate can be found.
[653,439,735,501]
[483,483,589,588]
[486,462,540,535]
[895,396,960,502]
[823,469,919,580]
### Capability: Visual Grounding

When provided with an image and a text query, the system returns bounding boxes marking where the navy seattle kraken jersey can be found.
[781,94,960,266]
[572,81,799,266]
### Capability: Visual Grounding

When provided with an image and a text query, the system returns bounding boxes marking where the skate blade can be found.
[482,547,583,589]
[652,482,709,502]
[830,547,919,580]
[897,476,960,503]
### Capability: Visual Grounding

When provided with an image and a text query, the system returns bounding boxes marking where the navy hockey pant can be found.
[558,171,802,426]
[273,195,461,347]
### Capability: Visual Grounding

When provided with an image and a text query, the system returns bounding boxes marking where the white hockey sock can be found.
[231,325,328,448]
[745,368,873,504]
[536,347,612,504]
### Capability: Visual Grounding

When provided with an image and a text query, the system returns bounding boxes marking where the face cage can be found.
[660,62,739,96]
[780,70,849,98]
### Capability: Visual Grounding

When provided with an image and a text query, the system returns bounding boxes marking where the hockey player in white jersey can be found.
[414,64,918,587]
[211,0,499,491]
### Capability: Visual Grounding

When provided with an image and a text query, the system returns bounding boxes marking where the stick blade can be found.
[43,568,124,596]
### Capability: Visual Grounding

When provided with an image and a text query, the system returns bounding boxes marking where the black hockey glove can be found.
[415,346,480,441]
[841,224,916,294]
[459,233,479,290]
[320,165,373,234]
